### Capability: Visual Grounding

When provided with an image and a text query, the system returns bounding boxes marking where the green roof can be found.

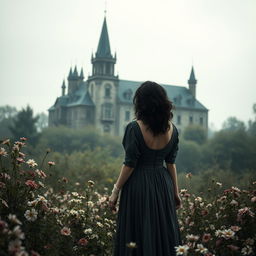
[96,17,112,58]
[118,79,208,111]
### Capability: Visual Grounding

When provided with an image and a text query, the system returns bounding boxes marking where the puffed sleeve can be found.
[122,122,141,168]
[165,126,179,164]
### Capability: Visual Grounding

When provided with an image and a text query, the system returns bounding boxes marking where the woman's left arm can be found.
[109,164,134,210]
[115,164,134,190]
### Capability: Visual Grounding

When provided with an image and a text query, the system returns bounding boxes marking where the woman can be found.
[109,81,183,256]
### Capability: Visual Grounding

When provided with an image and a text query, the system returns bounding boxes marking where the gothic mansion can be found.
[48,17,209,136]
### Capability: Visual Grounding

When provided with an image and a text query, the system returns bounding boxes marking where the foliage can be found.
[1,138,256,256]
[182,124,207,144]
[8,105,40,146]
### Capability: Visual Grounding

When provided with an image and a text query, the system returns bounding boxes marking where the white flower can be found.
[0,147,8,157]
[241,245,253,255]
[96,222,103,228]
[195,243,208,254]
[24,208,38,221]
[8,239,24,253]
[186,234,199,241]
[216,182,222,186]
[12,225,25,239]
[8,214,22,225]
[87,201,94,208]
[84,228,93,234]
[195,197,202,202]
[175,244,190,255]
[221,229,235,239]
[230,199,238,206]
[26,159,38,168]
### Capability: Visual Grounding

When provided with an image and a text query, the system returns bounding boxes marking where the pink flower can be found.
[20,137,27,141]
[48,161,55,166]
[78,238,88,246]
[202,233,211,243]
[60,227,71,236]
[17,157,25,164]
[25,180,38,189]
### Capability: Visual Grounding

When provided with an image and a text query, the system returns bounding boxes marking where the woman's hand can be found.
[109,192,118,211]
[108,184,121,212]
[174,193,182,210]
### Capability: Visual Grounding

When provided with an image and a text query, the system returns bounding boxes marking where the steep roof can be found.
[96,17,112,58]
[48,81,94,111]
[118,79,208,111]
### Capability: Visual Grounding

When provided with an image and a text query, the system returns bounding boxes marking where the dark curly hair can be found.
[133,81,174,136]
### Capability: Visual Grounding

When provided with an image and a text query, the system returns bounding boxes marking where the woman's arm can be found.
[166,163,179,195]
[115,164,134,190]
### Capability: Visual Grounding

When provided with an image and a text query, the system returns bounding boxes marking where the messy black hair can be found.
[133,81,174,136]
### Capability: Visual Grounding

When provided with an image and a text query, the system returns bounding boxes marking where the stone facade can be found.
[48,17,209,136]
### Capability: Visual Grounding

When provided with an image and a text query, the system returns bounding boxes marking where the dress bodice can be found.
[122,120,179,169]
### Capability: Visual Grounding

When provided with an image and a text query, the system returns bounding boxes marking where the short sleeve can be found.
[165,126,179,164]
[122,122,141,168]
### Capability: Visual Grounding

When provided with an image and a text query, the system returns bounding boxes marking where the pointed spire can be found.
[61,80,66,96]
[79,68,84,80]
[68,67,73,80]
[73,65,78,77]
[188,66,197,84]
[61,80,66,88]
[96,17,112,58]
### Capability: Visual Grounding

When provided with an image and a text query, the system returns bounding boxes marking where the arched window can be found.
[105,84,111,98]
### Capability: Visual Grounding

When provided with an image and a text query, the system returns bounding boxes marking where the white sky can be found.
[1,0,255,130]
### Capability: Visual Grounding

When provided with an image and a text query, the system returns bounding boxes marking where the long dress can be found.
[112,119,183,256]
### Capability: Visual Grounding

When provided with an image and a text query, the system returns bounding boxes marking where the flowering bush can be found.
[0,138,255,256]
[176,174,256,255]
[0,138,117,256]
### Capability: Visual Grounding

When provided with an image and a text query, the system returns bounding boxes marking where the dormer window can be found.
[123,89,133,100]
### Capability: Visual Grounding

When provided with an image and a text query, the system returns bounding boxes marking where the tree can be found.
[36,112,48,132]
[0,105,18,139]
[0,105,17,121]
[182,124,207,144]
[248,103,256,136]
[222,117,246,131]
[8,104,39,145]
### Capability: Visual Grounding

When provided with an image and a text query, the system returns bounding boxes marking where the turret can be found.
[61,80,66,96]
[89,17,117,79]
[188,66,197,98]
[68,66,79,94]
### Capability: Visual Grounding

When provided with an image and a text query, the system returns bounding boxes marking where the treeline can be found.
[0,104,255,193]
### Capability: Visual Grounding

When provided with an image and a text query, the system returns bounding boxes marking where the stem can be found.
[39,151,49,170]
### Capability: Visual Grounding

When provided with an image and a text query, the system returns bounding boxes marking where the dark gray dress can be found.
[113,120,182,256]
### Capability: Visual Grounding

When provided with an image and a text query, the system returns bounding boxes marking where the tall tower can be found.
[188,66,197,98]
[88,16,119,135]
[89,17,117,79]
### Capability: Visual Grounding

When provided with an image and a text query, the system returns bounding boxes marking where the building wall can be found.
[88,80,118,136]
[172,108,208,133]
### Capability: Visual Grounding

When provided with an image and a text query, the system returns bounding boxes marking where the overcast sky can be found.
[1,0,255,130]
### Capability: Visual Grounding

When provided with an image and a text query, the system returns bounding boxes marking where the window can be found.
[123,89,133,100]
[177,115,181,125]
[104,124,110,133]
[102,103,113,119]
[105,84,111,98]
[200,117,203,125]
[125,111,130,121]
[189,116,193,124]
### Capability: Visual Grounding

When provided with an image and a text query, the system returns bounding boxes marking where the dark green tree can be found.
[222,116,246,131]
[0,105,18,139]
[248,103,256,136]
[8,104,39,145]
[182,124,207,144]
